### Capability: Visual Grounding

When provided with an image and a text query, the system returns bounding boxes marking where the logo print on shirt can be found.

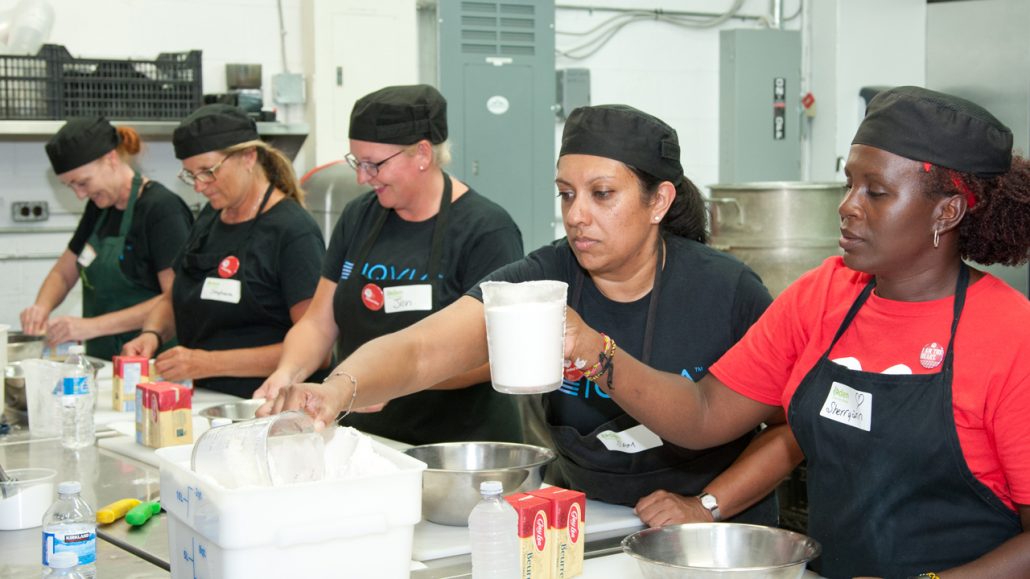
[339,260,355,280]
[218,255,240,278]
[919,342,945,369]
[361,283,385,311]
[559,377,611,400]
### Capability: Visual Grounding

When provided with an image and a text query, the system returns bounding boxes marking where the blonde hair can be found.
[225,140,306,206]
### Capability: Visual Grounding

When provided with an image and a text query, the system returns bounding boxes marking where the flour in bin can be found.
[323,427,398,479]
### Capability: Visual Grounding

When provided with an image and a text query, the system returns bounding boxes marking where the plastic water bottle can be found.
[47,551,87,578]
[42,481,96,579]
[468,480,519,578]
[60,345,95,449]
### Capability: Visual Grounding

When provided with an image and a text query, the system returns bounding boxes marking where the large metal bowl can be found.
[198,398,267,422]
[403,441,556,526]
[622,523,821,579]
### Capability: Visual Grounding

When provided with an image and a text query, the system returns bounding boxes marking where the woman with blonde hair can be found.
[22,117,193,359]
[123,104,325,397]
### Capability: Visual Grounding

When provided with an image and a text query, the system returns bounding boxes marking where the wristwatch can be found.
[696,492,721,522]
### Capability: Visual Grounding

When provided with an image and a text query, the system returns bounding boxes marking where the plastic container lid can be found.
[210,418,233,428]
[57,481,81,494]
[49,551,79,569]
[480,480,503,495]
[68,345,85,355]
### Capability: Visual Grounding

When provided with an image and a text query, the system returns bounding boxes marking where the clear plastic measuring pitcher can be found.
[481,280,568,394]
[191,411,325,489]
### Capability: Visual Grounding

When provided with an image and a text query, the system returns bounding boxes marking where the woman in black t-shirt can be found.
[263,105,802,527]
[21,117,193,359]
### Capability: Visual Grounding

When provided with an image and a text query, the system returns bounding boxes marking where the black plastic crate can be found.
[0,44,202,121]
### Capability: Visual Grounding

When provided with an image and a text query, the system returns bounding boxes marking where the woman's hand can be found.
[154,346,208,382]
[562,306,604,370]
[45,316,96,346]
[121,332,159,358]
[256,381,348,430]
[20,304,51,336]
[634,489,714,528]
[253,368,293,401]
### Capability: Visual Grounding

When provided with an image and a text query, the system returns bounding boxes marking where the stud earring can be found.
[419,165,425,171]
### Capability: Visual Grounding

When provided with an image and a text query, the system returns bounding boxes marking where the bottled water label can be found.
[62,376,88,397]
[43,525,96,566]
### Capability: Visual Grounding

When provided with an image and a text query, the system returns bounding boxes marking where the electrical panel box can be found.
[719,29,801,183]
[435,0,557,252]
[557,68,590,120]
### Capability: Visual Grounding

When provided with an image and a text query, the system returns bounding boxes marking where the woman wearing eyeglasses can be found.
[122,104,325,398]
[254,84,525,444]
[21,117,193,360]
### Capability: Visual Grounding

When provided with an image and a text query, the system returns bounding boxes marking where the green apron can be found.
[79,173,167,359]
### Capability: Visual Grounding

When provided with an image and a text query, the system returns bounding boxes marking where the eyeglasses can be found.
[178,153,235,186]
[344,149,405,178]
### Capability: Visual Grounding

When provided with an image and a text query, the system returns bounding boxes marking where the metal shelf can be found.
[0,120,309,138]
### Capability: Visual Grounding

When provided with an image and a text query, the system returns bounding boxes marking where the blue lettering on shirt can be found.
[680,366,705,381]
[339,260,355,280]
[340,261,447,282]
[558,377,611,400]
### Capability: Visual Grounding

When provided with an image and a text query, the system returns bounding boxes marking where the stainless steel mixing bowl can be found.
[403,441,556,526]
[198,398,267,422]
[622,523,821,579]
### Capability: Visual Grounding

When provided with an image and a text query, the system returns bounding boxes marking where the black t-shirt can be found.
[468,236,773,433]
[68,181,194,292]
[321,188,525,444]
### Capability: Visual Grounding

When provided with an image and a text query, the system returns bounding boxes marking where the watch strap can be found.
[697,491,721,522]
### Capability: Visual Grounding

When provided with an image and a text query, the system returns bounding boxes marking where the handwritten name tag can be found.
[384,284,432,314]
[77,244,97,267]
[819,381,872,431]
[200,277,242,304]
[597,424,663,454]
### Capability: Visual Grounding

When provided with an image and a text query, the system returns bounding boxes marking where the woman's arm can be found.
[253,278,341,399]
[47,268,176,345]
[20,250,79,335]
[261,295,489,425]
[156,296,316,383]
[634,421,803,527]
[564,307,777,449]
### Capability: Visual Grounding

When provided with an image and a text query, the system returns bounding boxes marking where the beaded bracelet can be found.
[582,333,617,389]
[324,370,359,420]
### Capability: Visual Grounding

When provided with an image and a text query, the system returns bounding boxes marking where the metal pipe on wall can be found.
[555,3,764,23]
[770,0,783,29]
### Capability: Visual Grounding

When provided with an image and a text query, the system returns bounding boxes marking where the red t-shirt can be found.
[711,257,1030,510]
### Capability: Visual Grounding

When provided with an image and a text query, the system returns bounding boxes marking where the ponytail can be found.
[226,140,307,206]
[628,166,708,244]
[115,126,143,158]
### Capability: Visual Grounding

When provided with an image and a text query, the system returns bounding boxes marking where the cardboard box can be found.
[505,492,553,579]
[112,355,149,412]
[137,382,192,448]
[529,487,586,578]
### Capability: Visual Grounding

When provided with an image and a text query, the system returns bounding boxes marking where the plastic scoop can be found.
[97,498,141,524]
[125,500,161,526]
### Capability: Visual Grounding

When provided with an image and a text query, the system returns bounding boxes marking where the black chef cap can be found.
[349,84,448,145]
[852,86,1012,176]
[45,117,119,174]
[560,104,684,184]
[173,104,259,160]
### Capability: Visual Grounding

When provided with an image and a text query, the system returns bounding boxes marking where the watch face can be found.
[701,494,717,509]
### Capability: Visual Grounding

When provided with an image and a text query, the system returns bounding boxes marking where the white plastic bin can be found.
[156,439,426,579]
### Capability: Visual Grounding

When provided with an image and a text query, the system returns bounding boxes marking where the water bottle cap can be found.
[49,551,79,569]
[68,345,85,355]
[480,480,503,495]
[57,480,81,494]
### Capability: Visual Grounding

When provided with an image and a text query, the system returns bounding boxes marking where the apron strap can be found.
[94,171,143,238]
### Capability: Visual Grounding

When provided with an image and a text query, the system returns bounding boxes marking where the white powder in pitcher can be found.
[485,301,565,389]
[323,427,398,479]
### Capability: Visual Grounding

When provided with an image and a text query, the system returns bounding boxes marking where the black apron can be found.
[545,239,778,523]
[172,185,283,397]
[79,173,162,359]
[332,175,520,444]
[788,266,1021,578]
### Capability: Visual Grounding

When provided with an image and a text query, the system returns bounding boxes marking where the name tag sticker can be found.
[597,424,663,454]
[819,381,872,431]
[384,284,432,313]
[77,244,97,267]
[200,277,242,304]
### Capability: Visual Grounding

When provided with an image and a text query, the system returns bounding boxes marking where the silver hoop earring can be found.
[933,228,940,248]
